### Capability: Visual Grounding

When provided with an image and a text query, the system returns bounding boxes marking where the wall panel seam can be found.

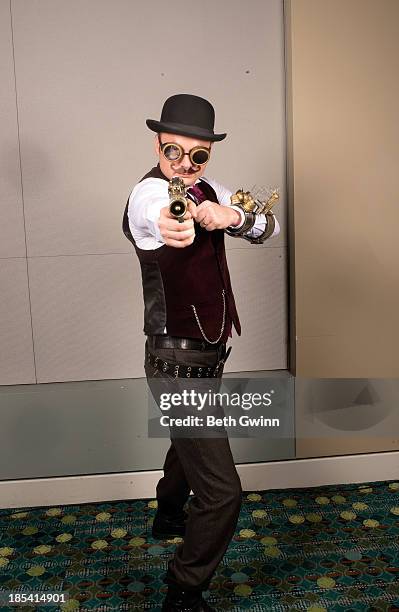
[9,0,37,383]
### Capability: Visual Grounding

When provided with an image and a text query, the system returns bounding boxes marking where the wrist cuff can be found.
[228,205,245,229]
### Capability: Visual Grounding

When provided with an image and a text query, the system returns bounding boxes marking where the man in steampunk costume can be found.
[122,94,280,612]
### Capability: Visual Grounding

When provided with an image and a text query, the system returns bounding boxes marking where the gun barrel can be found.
[168,177,188,223]
[169,195,187,221]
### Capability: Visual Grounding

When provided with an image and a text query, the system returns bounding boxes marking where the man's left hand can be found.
[196,200,241,231]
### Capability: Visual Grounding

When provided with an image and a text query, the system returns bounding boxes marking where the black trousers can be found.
[144,336,242,592]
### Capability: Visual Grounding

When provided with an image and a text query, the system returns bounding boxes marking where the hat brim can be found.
[146,119,226,142]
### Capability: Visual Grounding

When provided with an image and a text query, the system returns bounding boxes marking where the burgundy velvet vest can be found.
[122,165,241,343]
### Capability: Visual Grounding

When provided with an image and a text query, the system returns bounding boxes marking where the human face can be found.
[155,132,212,186]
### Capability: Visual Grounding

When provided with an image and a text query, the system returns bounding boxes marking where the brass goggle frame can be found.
[158,136,211,166]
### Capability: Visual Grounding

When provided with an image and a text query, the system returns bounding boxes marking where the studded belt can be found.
[146,347,232,378]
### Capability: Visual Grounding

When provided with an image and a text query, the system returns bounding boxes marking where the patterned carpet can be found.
[0,479,398,611]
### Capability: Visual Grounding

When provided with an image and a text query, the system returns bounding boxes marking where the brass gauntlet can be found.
[225,187,279,244]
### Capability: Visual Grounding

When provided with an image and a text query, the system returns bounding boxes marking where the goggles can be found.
[158,136,211,166]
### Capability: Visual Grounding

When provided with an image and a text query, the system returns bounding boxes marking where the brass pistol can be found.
[168,177,188,223]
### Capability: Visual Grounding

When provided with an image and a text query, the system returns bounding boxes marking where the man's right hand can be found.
[157,201,197,248]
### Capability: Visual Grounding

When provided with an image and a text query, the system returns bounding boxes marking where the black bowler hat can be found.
[146,94,227,142]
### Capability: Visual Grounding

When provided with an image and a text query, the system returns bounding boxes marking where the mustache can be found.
[171,164,200,174]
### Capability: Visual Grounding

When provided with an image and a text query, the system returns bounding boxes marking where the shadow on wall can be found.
[300,378,396,431]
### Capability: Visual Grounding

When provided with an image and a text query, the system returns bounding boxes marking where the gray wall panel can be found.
[29,254,144,383]
[225,247,288,373]
[9,0,286,385]
[0,259,35,385]
[0,0,26,258]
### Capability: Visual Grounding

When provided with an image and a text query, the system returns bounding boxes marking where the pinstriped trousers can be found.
[145,336,242,592]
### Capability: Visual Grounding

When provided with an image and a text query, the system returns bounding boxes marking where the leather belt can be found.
[147,346,232,378]
[148,335,223,352]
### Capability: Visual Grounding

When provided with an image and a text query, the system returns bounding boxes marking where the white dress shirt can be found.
[128,175,280,250]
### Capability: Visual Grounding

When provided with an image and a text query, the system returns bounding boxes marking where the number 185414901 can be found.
[1,591,68,606]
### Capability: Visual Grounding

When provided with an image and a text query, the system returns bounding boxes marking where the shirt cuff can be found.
[228,205,245,229]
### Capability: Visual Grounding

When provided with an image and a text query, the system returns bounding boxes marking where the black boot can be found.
[161,583,215,611]
[152,508,188,539]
